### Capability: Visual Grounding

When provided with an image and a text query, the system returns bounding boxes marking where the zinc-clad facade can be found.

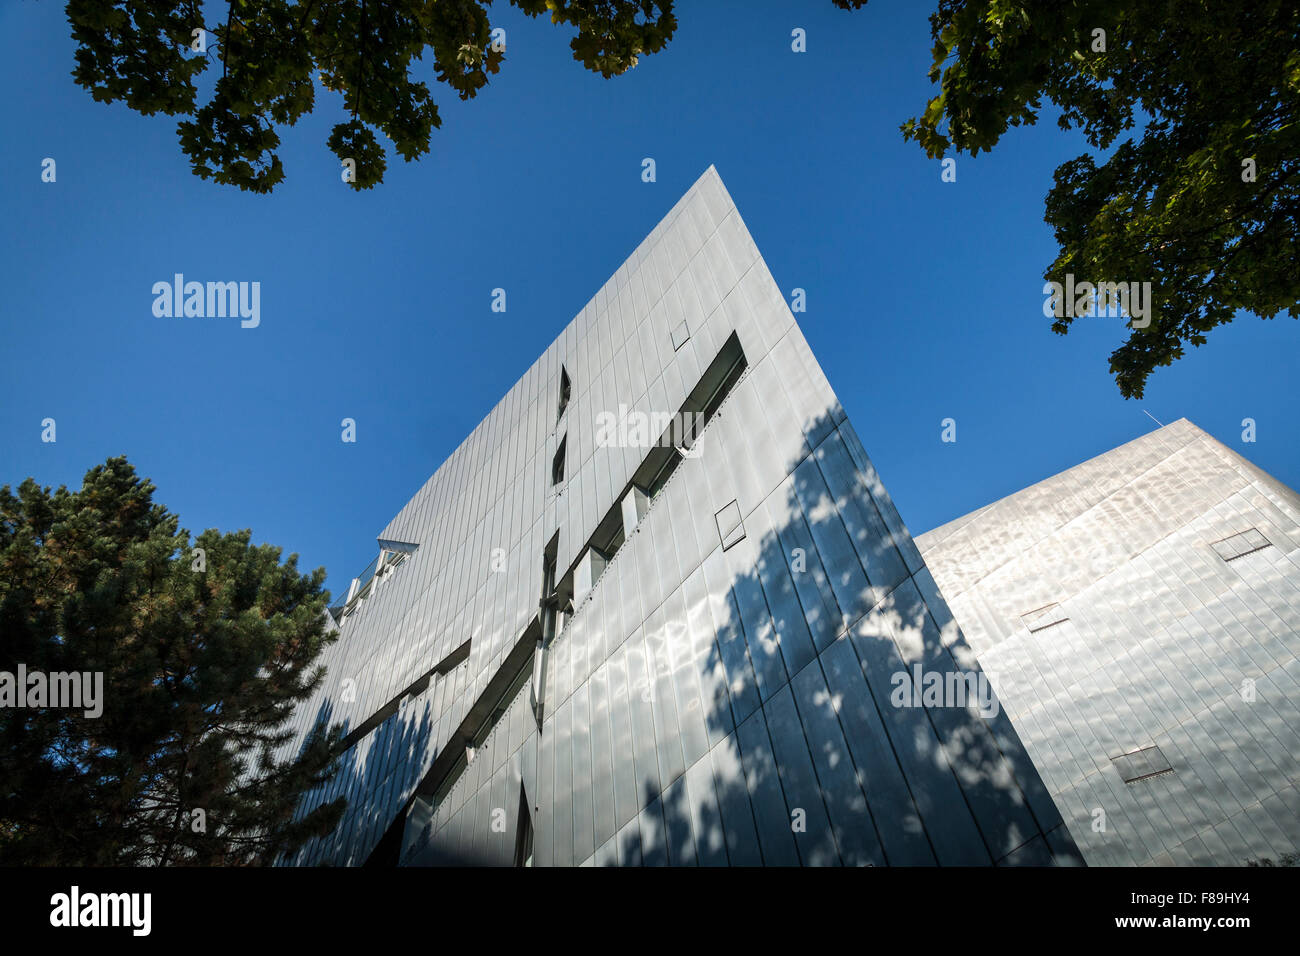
[918,420,1300,866]
[278,167,1081,867]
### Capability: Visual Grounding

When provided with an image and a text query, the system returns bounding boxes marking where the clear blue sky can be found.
[2,0,1296,598]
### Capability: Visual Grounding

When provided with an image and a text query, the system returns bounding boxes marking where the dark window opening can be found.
[557,366,571,422]
[631,331,747,504]
[552,436,567,485]
[534,535,562,727]
[385,617,541,865]
[470,660,533,752]
[434,639,471,675]
[333,637,468,756]
[420,635,539,814]
[522,331,752,739]
[541,533,562,643]
[693,332,747,425]
[642,445,683,501]
[595,521,625,558]
[514,786,534,867]
[537,332,750,648]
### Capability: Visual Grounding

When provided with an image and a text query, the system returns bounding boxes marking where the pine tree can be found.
[0,456,345,865]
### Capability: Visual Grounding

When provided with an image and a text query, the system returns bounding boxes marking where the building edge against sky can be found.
[276,165,1082,867]
[918,419,1300,867]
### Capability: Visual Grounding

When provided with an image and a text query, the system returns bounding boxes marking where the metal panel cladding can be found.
[278,167,1082,867]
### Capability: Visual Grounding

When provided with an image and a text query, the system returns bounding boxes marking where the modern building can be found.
[918,419,1300,866]
[277,166,1081,867]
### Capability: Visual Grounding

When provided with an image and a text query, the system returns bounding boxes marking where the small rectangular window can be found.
[557,366,571,422]
[1111,745,1174,783]
[552,435,566,485]
[671,320,691,351]
[1211,528,1272,562]
[514,786,534,867]
[715,499,745,551]
[1021,603,1068,634]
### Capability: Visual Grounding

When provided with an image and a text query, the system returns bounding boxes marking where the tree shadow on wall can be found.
[592,407,1082,867]
[293,407,1084,868]
[283,688,439,866]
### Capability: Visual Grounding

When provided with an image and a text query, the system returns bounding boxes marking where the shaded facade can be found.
[918,420,1300,866]
[278,167,1080,866]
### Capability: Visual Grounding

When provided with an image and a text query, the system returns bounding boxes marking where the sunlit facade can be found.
[919,420,1300,866]
[278,168,1081,867]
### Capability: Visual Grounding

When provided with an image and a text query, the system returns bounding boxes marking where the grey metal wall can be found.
[918,419,1300,866]
[279,167,1080,866]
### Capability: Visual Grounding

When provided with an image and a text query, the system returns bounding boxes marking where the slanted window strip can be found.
[1211,527,1272,562]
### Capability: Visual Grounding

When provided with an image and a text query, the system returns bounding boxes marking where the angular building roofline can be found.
[916,418,1300,866]
[917,418,1299,600]
[376,164,734,547]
